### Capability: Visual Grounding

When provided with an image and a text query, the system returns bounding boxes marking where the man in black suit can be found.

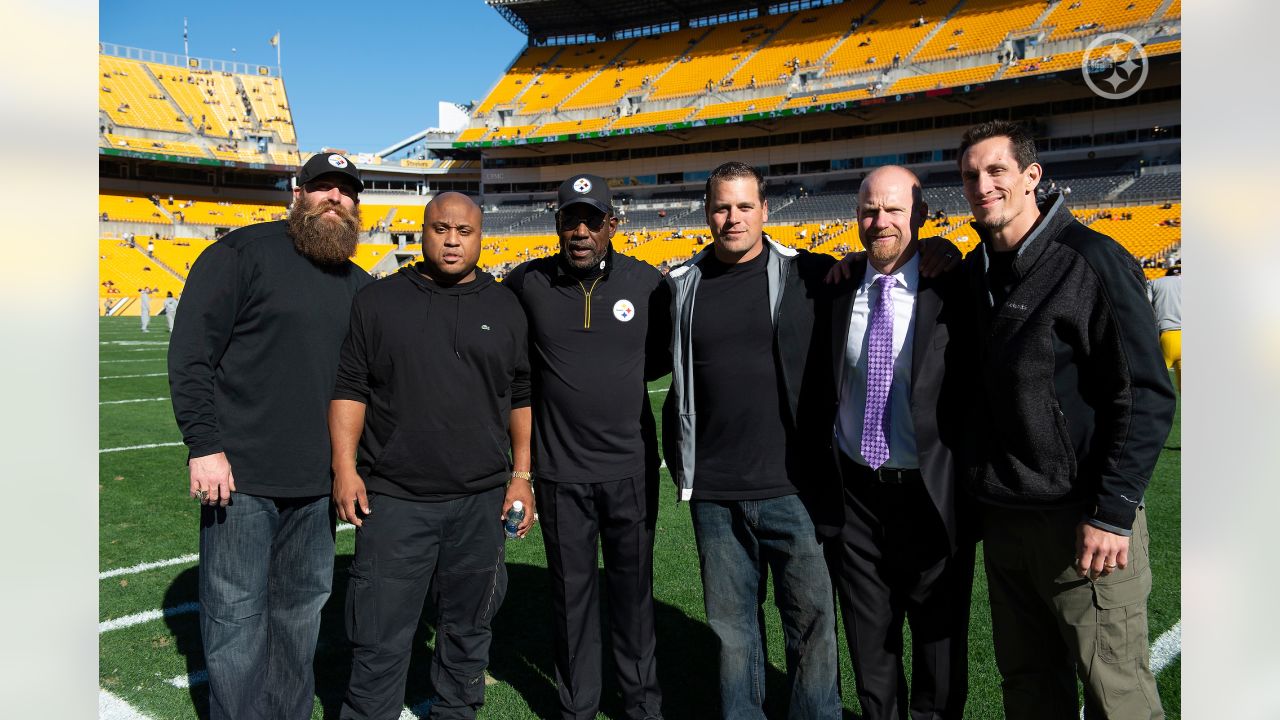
[826,165,975,719]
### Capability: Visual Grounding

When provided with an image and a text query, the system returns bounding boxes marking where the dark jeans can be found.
[341,487,508,720]
[540,475,663,720]
[199,492,335,720]
[690,495,840,720]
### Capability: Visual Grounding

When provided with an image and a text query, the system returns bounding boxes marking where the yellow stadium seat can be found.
[99,56,189,134]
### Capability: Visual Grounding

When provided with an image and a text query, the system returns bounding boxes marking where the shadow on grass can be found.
[164,558,773,719]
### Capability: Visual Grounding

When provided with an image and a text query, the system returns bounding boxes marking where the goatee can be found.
[287,195,361,265]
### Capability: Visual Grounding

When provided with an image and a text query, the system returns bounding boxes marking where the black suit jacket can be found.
[825,257,973,551]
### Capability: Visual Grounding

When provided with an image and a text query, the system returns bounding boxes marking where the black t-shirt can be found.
[690,250,797,500]
[988,248,1018,309]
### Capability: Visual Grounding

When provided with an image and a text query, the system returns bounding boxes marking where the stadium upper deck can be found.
[461,0,1180,147]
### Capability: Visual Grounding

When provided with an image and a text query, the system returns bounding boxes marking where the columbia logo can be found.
[1008,302,1029,311]
[480,324,491,331]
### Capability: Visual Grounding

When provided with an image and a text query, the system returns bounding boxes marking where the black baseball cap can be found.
[557,174,612,214]
[297,152,364,192]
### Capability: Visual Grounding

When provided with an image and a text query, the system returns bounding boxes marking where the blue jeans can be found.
[199,493,335,720]
[690,495,840,720]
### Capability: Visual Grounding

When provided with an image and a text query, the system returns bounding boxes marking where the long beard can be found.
[287,196,361,265]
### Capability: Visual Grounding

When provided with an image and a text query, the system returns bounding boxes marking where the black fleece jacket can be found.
[959,192,1176,534]
[332,265,531,500]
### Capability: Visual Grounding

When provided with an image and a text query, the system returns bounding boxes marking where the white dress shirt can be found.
[836,253,919,469]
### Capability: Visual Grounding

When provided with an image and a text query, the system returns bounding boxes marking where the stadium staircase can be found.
[1152,0,1178,20]
[1030,0,1063,30]
[903,0,968,66]
[139,63,202,137]
[639,30,714,103]
[556,39,640,112]
[810,0,889,80]
[128,243,187,282]
[718,12,799,91]
[1104,176,1139,201]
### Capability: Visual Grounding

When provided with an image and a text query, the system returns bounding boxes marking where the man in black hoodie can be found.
[330,192,533,720]
[956,121,1175,719]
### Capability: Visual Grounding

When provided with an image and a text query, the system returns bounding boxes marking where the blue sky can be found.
[100,0,528,152]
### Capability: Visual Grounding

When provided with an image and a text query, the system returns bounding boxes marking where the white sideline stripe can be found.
[100,442,184,453]
[101,372,168,379]
[166,670,207,689]
[100,553,199,580]
[100,397,168,405]
[100,689,154,720]
[101,358,166,364]
[98,525,355,580]
[99,602,199,633]
[1149,620,1182,675]
[101,340,168,346]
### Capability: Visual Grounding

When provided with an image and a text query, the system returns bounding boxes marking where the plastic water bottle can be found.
[504,500,525,539]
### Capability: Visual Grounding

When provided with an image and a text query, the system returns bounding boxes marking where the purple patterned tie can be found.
[861,275,896,469]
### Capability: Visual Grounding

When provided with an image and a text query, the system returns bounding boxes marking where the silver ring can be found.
[196,489,208,502]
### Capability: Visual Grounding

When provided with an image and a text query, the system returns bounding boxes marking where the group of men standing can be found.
[167,118,1176,720]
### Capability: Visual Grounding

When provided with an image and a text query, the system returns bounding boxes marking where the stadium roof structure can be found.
[486,0,762,41]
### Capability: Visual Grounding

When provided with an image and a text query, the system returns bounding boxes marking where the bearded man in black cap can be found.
[503,174,669,720]
[168,152,372,720]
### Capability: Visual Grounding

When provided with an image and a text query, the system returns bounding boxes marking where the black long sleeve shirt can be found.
[332,266,531,500]
[167,221,372,497]
[504,248,671,484]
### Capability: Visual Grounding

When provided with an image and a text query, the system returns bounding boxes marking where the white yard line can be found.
[100,341,169,346]
[100,397,169,405]
[100,554,199,580]
[99,689,154,720]
[99,442,184,453]
[99,602,199,633]
[99,525,355,580]
[647,388,667,394]
[165,670,207,689]
[1150,620,1182,675]
[101,358,167,364]
[101,372,168,379]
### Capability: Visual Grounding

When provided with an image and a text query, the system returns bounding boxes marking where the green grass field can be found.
[99,316,1181,718]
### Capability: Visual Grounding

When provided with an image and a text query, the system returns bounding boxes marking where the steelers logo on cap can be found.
[573,177,592,194]
[328,154,349,168]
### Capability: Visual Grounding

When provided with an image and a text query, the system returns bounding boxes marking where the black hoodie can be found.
[332,264,531,500]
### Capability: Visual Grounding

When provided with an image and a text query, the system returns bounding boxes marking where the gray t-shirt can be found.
[1149,275,1181,331]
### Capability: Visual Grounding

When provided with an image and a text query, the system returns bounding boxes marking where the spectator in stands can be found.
[1149,266,1181,391]
[162,291,179,333]
[331,193,531,720]
[138,288,151,333]
[503,175,669,720]
[663,161,840,719]
[955,120,1174,719]
[825,166,974,720]
[167,153,371,720]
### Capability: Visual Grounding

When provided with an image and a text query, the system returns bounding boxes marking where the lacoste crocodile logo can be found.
[480,324,491,331]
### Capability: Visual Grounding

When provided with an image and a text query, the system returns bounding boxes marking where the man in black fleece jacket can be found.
[167,153,372,720]
[330,192,533,720]
[956,121,1175,719]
